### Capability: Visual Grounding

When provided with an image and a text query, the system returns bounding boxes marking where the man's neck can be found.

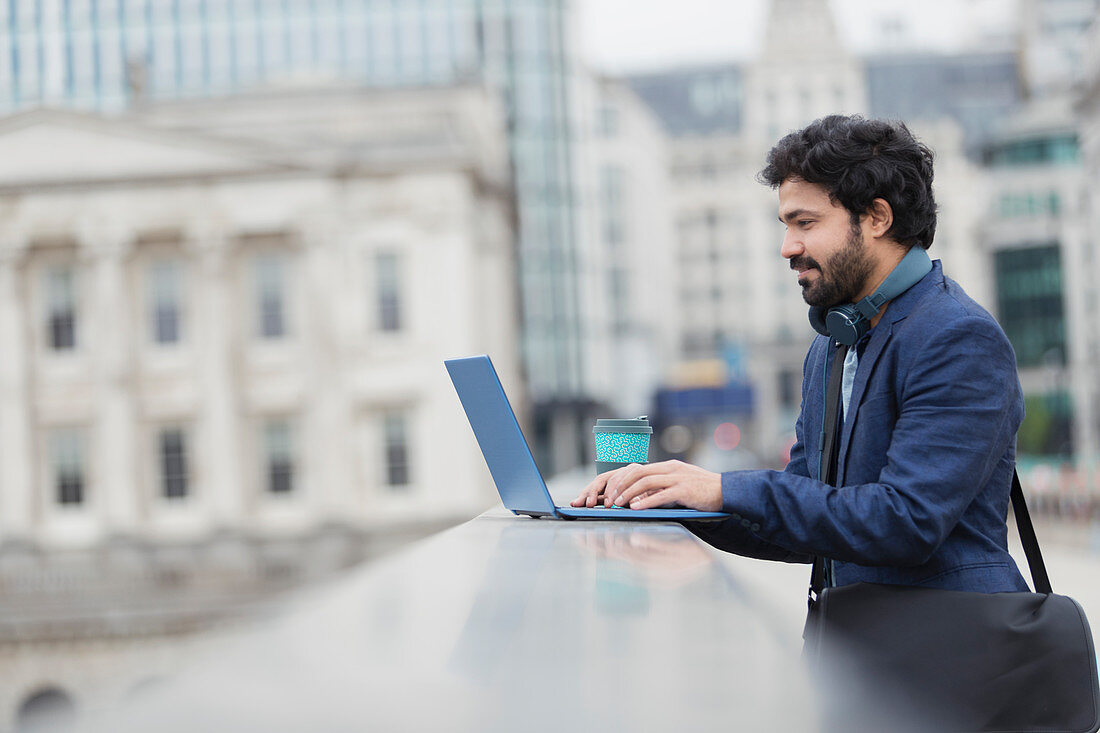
[858,242,908,329]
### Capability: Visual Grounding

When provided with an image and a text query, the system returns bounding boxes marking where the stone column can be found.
[302,222,351,519]
[91,235,140,532]
[1064,222,1100,473]
[0,248,35,538]
[195,231,245,527]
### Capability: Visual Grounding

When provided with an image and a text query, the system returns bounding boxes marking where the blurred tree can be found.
[1019,393,1074,457]
[1018,396,1053,456]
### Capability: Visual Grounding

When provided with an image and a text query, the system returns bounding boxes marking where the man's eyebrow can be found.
[778,208,818,223]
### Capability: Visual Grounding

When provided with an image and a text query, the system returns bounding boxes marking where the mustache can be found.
[790,255,821,271]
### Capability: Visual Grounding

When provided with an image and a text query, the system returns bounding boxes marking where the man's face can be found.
[777,178,874,308]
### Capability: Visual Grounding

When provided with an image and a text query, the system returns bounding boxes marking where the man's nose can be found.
[780,230,802,260]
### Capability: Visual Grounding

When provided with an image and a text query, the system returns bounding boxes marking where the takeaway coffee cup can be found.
[593,416,653,474]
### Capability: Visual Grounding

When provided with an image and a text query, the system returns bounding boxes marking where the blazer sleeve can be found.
[712,316,1022,567]
[685,345,815,564]
[781,342,816,481]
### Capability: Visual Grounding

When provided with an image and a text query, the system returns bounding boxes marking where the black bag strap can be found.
[1010,470,1052,594]
[809,343,1053,604]
[819,343,848,489]
[810,343,848,602]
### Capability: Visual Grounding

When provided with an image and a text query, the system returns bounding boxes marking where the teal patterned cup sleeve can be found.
[593,417,652,470]
[593,432,650,462]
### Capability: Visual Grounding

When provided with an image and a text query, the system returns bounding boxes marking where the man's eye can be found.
[798,220,813,227]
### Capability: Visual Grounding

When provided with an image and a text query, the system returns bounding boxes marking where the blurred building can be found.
[578,76,678,419]
[1072,13,1100,478]
[624,0,977,466]
[979,96,1093,464]
[865,51,1022,157]
[620,0,1035,468]
[619,0,863,466]
[0,84,517,730]
[1020,0,1100,96]
[966,0,1100,474]
[0,0,618,473]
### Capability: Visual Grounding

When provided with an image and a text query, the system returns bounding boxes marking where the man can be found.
[572,114,1028,593]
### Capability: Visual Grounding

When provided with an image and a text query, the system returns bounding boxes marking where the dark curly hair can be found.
[757,115,938,249]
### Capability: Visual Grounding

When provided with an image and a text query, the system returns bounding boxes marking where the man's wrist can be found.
[718,471,738,513]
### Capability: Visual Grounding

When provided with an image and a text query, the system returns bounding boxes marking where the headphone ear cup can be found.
[825,305,866,346]
[808,306,830,337]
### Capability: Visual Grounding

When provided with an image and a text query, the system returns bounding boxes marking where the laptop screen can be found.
[445,355,555,516]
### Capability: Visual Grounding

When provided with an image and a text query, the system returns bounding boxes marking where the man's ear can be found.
[866,198,894,238]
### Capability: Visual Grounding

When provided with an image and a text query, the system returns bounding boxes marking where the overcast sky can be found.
[580,0,1020,73]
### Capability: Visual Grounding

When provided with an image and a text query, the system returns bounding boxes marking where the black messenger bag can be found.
[803,344,1100,733]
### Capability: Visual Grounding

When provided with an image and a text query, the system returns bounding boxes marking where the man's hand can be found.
[569,460,723,512]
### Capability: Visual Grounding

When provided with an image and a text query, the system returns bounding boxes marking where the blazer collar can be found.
[880,259,943,326]
[836,258,942,481]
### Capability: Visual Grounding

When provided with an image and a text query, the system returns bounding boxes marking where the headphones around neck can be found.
[808,246,933,346]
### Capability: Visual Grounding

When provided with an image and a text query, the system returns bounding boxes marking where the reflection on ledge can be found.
[90,507,818,732]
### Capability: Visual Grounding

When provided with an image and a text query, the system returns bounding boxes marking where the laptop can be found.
[445,355,729,521]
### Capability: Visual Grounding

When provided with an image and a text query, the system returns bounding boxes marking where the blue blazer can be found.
[692,262,1030,593]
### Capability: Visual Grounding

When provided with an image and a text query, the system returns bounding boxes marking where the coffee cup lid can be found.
[593,416,653,434]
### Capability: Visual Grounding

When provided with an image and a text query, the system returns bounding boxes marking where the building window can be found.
[994,244,1065,368]
[263,420,295,495]
[45,267,77,351]
[375,252,402,332]
[159,427,189,499]
[1047,192,1061,215]
[799,87,812,122]
[49,428,85,505]
[16,688,76,733]
[600,165,624,246]
[596,102,619,137]
[998,191,1063,218]
[149,260,182,344]
[609,267,628,335]
[383,412,410,488]
[986,134,1079,167]
[255,254,287,339]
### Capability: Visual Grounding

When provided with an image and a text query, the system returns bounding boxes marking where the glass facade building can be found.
[1,0,587,464]
[1,0,484,110]
[983,123,1085,460]
[994,244,1067,368]
[994,244,1074,457]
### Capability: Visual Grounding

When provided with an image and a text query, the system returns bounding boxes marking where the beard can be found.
[791,223,873,308]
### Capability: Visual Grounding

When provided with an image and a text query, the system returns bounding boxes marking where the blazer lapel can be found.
[837,322,894,483]
[833,259,943,483]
